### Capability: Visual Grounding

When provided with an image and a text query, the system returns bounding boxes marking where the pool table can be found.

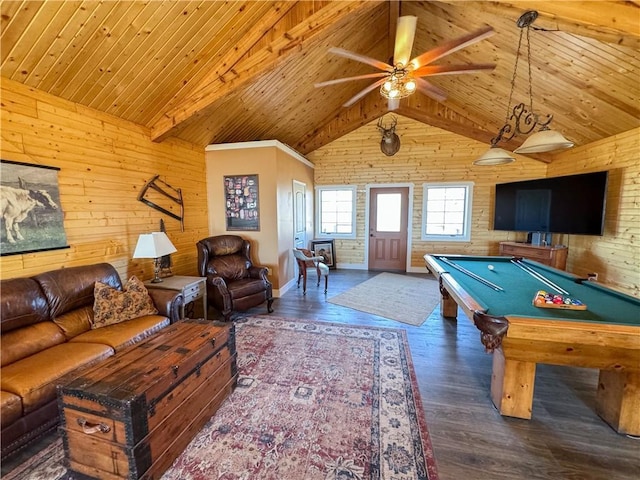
[424,253,640,435]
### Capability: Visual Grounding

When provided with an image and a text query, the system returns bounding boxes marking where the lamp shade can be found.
[133,232,177,259]
[473,146,516,166]
[513,129,574,154]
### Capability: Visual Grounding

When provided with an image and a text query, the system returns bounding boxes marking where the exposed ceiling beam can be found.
[473,1,640,47]
[295,88,527,159]
[396,93,552,164]
[151,0,383,142]
[147,1,296,131]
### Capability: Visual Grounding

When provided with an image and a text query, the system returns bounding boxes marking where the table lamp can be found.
[132,232,177,283]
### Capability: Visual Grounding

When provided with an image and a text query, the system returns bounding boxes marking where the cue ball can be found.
[487,264,495,271]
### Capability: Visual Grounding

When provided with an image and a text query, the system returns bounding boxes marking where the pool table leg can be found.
[596,369,640,436]
[490,348,536,419]
[440,292,458,318]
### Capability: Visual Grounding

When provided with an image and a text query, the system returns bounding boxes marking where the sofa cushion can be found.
[34,263,122,318]
[53,305,93,340]
[93,276,158,328]
[1,391,22,428]
[71,315,170,351]
[1,342,114,414]
[1,322,65,367]
[0,277,50,333]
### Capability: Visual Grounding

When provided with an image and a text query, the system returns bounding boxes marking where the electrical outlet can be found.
[587,272,598,281]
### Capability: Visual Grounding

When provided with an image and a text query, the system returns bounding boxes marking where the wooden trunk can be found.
[58,319,237,480]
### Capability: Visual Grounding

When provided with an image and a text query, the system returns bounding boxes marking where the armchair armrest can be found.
[248,265,269,281]
[208,275,228,291]
[147,289,184,323]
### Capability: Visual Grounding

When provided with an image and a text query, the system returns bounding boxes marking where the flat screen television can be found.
[493,171,608,235]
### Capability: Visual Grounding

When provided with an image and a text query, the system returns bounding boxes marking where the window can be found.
[315,186,356,238]
[422,182,473,242]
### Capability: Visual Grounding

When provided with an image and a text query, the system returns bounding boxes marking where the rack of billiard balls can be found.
[533,290,587,310]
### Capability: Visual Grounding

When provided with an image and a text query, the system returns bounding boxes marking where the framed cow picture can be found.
[1,160,69,256]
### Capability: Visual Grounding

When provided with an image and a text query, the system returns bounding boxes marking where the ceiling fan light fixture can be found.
[473,146,515,166]
[513,128,574,154]
[380,70,416,100]
[318,16,495,109]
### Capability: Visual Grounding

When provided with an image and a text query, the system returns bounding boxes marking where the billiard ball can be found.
[487,264,494,271]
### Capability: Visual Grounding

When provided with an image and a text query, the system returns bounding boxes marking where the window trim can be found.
[421,181,474,242]
[315,185,357,239]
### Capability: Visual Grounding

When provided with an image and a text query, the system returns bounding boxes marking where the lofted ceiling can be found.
[1,1,639,159]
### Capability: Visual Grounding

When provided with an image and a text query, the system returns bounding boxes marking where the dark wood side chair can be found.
[293,248,329,294]
[197,235,273,321]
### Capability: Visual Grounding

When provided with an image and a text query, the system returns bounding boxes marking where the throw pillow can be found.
[92,276,158,329]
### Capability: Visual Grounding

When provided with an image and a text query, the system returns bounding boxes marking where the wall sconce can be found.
[133,232,177,283]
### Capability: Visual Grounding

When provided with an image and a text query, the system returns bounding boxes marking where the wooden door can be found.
[368,187,409,271]
[293,181,307,249]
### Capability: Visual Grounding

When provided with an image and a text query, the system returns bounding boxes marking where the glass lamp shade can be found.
[513,129,574,154]
[473,146,516,166]
[132,232,177,259]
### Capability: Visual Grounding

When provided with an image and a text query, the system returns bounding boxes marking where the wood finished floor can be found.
[241,269,640,480]
[3,270,639,479]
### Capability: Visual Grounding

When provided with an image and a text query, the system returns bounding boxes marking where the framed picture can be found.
[1,160,70,256]
[224,174,259,231]
[310,239,336,269]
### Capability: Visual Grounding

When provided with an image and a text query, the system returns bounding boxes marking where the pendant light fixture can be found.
[474,11,573,166]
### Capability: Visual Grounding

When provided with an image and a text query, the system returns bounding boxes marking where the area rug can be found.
[328,272,440,326]
[4,315,438,480]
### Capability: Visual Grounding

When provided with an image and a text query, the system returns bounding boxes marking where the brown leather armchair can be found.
[197,235,273,321]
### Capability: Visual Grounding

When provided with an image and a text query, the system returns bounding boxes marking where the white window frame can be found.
[315,185,357,239]
[421,182,473,242]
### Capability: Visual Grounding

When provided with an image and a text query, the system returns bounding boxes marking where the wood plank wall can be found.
[307,115,639,297]
[547,128,639,296]
[1,79,636,297]
[0,79,208,282]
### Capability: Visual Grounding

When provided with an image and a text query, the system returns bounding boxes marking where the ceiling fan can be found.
[315,16,496,110]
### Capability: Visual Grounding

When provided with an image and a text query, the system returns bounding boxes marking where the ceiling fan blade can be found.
[413,63,496,77]
[315,72,389,88]
[343,78,387,108]
[328,47,393,72]
[416,78,448,103]
[388,98,400,111]
[409,25,495,69]
[394,15,417,67]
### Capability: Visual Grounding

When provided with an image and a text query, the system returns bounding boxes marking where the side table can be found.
[145,276,207,320]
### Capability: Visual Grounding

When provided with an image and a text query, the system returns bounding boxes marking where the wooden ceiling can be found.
[2,1,639,157]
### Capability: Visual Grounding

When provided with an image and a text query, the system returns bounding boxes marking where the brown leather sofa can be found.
[0,262,183,460]
[196,235,273,321]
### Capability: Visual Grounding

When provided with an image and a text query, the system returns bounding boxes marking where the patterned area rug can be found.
[4,316,438,480]
[327,273,441,326]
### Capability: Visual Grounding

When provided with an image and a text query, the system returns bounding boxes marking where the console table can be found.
[499,241,568,270]
[146,275,207,320]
